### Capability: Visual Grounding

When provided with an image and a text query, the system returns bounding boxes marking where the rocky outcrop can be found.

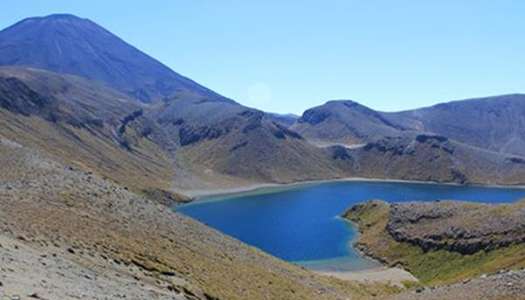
[179,125,228,146]
[387,201,525,254]
[271,122,303,140]
[298,108,331,125]
[292,100,404,144]
[347,135,475,184]
[344,199,525,289]
[0,77,51,116]
[0,76,103,128]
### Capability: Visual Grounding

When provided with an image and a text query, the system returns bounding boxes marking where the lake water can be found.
[177,180,525,271]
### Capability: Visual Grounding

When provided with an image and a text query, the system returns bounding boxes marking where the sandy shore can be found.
[318,267,418,287]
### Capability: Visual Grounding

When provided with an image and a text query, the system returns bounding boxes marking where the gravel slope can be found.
[389,269,525,300]
[0,136,394,300]
[0,235,185,300]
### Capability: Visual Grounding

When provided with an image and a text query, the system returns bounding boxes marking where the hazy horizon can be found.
[2,1,524,114]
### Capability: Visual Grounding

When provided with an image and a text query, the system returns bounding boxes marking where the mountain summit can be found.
[0,14,219,103]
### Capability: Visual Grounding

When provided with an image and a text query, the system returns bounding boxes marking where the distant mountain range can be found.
[0,13,524,195]
[292,95,525,157]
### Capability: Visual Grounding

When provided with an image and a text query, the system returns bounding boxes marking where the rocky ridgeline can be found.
[362,135,454,156]
[386,201,525,254]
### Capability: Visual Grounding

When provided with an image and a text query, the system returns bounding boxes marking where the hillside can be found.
[331,134,525,185]
[292,95,525,157]
[1,14,524,193]
[291,100,408,146]
[390,94,525,156]
[0,14,355,193]
[1,66,523,198]
[1,11,524,300]
[0,14,221,103]
[149,95,349,191]
[343,200,525,286]
[0,136,400,300]
[0,66,187,204]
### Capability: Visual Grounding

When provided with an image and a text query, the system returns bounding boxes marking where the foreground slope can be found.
[0,136,397,300]
[388,269,525,300]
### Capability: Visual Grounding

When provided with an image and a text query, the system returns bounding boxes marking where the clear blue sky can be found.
[1,1,524,114]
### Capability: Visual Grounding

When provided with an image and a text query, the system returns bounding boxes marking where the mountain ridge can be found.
[293,94,525,157]
[0,13,524,300]
[1,14,524,192]
[0,13,225,103]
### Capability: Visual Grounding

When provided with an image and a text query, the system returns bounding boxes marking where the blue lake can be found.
[177,180,525,271]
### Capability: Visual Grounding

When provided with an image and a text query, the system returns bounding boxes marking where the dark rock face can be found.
[179,125,227,146]
[415,134,455,154]
[386,201,525,254]
[415,134,448,144]
[229,141,248,152]
[450,169,467,184]
[294,95,525,158]
[330,145,353,160]
[0,75,103,128]
[271,122,303,140]
[398,94,525,156]
[237,110,264,134]
[176,109,304,146]
[265,113,298,127]
[0,77,53,116]
[140,188,191,206]
[362,135,454,156]
[118,110,144,135]
[363,138,409,155]
[0,14,222,103]
[297,108,331,125]
[508,157,525,164]
[347,134,478,184]
[292,100,408,145]
[116,109,150,150]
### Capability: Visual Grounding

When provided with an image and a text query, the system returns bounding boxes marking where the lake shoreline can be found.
[177,178,525,286]
[180,176,525,202]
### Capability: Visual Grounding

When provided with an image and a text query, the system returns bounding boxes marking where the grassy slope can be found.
[0,110,184,199]
[343,201,525,286]
[0,136,402,300]
[0,67,188,202]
